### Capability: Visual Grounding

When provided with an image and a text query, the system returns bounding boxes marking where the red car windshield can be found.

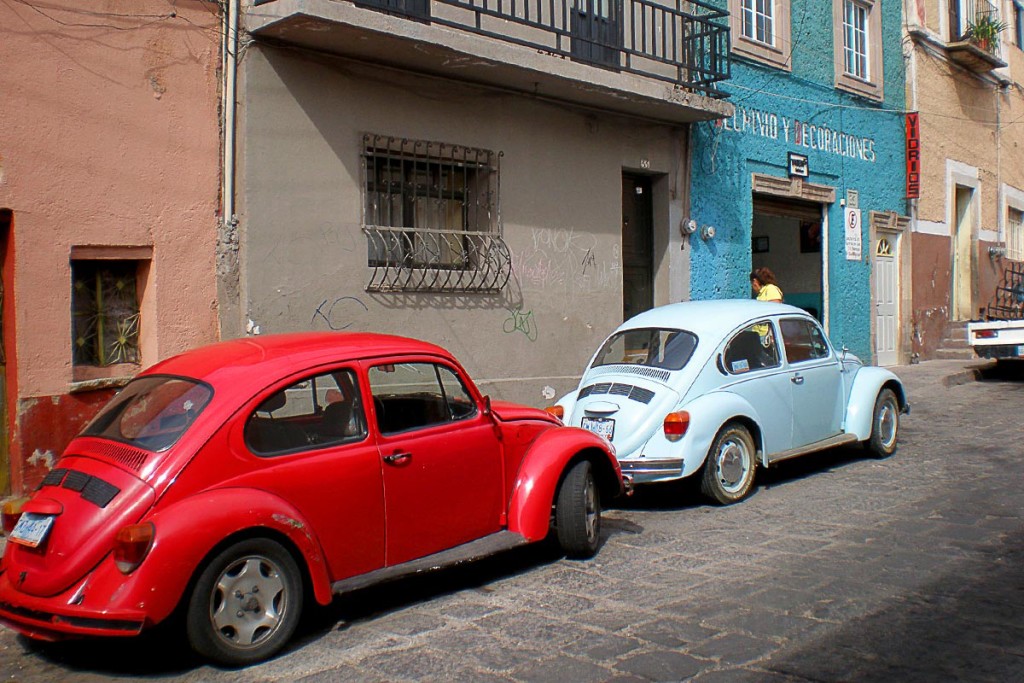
[593,328,698,371]
[82,376,213,452]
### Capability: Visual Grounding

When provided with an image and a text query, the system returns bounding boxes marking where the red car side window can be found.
[368,362,477,435]
[245,369,367,456]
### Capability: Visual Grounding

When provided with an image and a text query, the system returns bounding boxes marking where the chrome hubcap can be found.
[211,556,287,648]
[878,399,898,449]
[718,439,750,494]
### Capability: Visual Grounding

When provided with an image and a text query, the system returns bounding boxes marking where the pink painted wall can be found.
[0,1,221,493]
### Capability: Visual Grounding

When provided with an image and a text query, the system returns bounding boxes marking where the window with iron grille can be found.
[72,261,141,367]
[361,134,511,292]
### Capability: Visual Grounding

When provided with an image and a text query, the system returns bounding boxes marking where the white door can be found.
[873,233,899,366]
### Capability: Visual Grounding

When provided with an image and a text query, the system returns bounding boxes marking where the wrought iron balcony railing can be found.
[258,0,731,96]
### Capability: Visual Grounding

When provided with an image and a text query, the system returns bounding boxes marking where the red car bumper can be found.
[0,569,146,640]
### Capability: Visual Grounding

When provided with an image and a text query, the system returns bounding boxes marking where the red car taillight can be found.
[974,329,998,339]
[1,498,28,535]
[113,522,155,574]
[664,411,690,442]
[545,405,565,421]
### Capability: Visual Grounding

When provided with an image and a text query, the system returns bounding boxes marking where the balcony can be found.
[944,0,1008,72]
[247,0,732,123]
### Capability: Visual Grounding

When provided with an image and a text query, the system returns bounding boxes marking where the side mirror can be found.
[482,395,492,417]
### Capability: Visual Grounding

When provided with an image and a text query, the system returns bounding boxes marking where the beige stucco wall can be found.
[0,0,221,397]
[232,47,691,406]
[906,0,1024,353]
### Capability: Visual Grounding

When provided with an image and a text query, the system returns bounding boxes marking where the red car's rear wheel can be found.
[186,538,303,665]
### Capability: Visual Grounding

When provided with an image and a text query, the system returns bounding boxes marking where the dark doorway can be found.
[750,195,824,320]
[622,174,653,322]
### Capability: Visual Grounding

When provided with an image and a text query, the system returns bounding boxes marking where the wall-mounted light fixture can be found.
[701,225,716,240]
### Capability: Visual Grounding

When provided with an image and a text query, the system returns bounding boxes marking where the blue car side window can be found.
[724,322,781,375]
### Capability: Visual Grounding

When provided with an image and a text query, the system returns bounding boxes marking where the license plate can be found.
[582,417,615,441]
[10,512,55,548]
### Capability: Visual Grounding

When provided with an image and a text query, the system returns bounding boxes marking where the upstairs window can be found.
[361,134,510,293]
[843,0,869,80]
[742,0,775,45]
[1015,2,1024,48]
[729,0,791,69]
[833,0,883,100]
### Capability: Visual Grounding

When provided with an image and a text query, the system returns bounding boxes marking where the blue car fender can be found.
[639,390,764,477]
[843,367,907,440]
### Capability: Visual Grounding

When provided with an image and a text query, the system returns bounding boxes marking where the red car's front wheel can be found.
[555,460,602,559]
[186,538,303,665]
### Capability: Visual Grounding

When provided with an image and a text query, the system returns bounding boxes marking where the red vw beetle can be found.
[0,333,622,664]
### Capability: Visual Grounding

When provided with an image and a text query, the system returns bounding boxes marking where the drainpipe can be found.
[222,0,239,226]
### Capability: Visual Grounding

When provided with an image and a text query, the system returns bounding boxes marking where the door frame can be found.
[946,160,980,322]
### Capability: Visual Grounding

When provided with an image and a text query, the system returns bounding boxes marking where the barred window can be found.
[361,134,511,292]
[71,260,141,367]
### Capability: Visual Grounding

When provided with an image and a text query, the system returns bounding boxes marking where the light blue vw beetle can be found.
[552,300,909,504]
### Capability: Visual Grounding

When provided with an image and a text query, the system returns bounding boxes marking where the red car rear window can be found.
[82,376,213,452]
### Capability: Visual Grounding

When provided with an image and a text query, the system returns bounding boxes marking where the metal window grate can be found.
[361,134,512,292]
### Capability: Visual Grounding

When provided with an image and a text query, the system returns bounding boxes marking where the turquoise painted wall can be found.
[689,0,907,359]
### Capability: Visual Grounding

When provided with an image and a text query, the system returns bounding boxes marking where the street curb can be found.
[941,360,998,387]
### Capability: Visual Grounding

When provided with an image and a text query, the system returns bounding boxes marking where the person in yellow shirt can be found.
[751,268,783,302]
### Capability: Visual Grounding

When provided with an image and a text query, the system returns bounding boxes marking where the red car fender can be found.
[87,487,333,627]
[506,427,620,541]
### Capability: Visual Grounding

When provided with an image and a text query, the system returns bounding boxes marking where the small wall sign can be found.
[788,152,809,178]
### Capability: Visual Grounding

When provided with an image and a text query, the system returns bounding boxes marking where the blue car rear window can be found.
[593,328,697,371]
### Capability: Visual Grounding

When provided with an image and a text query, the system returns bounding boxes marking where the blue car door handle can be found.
[791,373,804,385]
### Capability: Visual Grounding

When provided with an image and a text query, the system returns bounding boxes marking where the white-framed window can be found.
[729,0,791,70]
[741,0,774,45]
[843,0,869,79]
[833,0,883,100]
[1008,207,1024,261]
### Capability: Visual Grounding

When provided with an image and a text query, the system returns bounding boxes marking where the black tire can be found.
[186,538,303,666]
[700,423,757,505]
[555,460,601,559]
[866,388,899,458]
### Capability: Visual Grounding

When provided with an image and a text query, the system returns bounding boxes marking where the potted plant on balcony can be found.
[966,15,1007,53]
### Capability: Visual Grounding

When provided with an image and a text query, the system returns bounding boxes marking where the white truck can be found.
[968,260,1024,361]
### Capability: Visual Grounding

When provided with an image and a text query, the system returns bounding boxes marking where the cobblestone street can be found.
[0,360,1021,682]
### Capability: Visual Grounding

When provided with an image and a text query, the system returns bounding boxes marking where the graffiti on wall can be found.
[503,307,538,341]
[311,296,368,331]
[514,227,620,295]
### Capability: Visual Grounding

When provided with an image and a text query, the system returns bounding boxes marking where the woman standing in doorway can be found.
[751,267,783,302]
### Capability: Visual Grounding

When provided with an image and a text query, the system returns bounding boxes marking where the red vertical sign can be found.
[906,113,921,199]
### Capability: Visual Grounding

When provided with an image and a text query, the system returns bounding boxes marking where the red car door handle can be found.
[383,451,412,464]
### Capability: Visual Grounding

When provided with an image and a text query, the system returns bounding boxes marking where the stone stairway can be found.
[933,320,975,360]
